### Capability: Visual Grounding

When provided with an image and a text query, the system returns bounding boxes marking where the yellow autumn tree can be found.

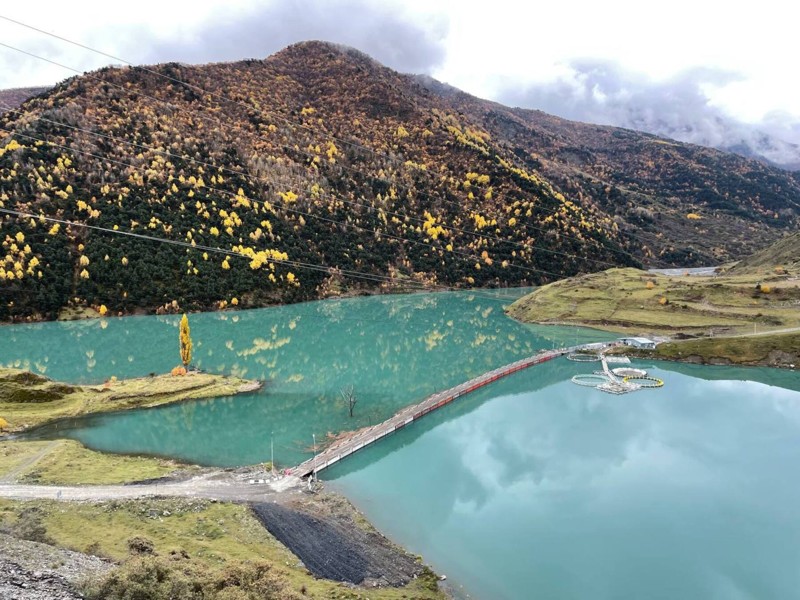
[0,416,8,431]
[179,313,193,367]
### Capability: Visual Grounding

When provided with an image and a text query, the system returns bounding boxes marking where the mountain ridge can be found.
[0,41,798,320]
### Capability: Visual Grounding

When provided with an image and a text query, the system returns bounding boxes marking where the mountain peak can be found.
[1,44,798,321]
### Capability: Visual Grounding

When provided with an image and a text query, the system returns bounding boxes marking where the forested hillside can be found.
[0,42,798,321]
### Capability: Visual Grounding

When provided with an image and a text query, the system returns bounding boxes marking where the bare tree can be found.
[341,385,357,418]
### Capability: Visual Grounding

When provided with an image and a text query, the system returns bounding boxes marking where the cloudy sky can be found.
[1,0,799,165]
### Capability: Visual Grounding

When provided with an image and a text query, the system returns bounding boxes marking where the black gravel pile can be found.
[251,501,421,586]
[252,502,369,583]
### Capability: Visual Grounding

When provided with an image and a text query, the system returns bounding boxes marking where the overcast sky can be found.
[1,0,799,156]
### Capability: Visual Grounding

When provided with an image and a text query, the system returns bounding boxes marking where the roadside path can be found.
[0,441,60,484]
[731,326,800,338]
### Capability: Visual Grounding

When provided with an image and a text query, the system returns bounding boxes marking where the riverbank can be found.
[0,368,261,434]
[624,331,800,368]
[0,367,447,598]
[506,267,800,337]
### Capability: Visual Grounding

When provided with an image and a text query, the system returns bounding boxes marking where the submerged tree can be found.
[179,313,193,367]
[341,385,357,417]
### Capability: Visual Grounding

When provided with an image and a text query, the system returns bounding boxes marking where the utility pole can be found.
[270,431,275,477]
[312,433,317,485]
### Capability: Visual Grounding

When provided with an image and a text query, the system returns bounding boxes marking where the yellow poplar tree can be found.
[179,313,193,367]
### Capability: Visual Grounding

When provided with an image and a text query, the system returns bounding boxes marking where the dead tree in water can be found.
[341,385,357,417]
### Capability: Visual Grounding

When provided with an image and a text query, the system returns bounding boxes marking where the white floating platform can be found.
[604,356,631,364]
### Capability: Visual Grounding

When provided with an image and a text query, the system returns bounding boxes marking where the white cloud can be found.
[1,0,799,164]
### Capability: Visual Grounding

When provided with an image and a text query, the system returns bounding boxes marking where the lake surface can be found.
[3,290,799,600]
[327,361,800,600]
[2,289,609,465]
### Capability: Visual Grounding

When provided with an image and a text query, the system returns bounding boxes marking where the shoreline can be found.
[0,367,450,598]
[0,462,449,599]
[0,367,262,435]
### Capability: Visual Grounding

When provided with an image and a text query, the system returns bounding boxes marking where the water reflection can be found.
[4,290,615,465]
[327,363,800,600]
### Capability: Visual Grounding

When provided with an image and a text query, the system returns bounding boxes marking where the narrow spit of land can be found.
[507,267,800,337]
[0,367,261,433]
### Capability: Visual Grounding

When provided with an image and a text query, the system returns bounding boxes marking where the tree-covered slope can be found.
[0,42,633,320]
[414,80,800,265]
[1,41,798,321]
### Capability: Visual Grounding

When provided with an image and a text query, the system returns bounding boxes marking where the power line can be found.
[0,124,573,284]
[0,99,628,273]
[0,205,537,305]
[0,22,653,268]
[0,100,598,278]
[0,206,414,287]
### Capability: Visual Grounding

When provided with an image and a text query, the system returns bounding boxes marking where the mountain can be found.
[415,82,800,264]
[0,41,798,321]
[0,86,51,114]
[636,115,800,172]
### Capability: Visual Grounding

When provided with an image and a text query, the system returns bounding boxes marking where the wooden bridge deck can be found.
[292,342,609,478]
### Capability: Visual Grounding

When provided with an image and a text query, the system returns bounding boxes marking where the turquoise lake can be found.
[2,289,608,465]
[2,290,800,600]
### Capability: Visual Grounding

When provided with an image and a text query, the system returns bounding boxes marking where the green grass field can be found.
[507,267,800,335]
[0,439,184,485]
[653,331,800,365]
[0,368,255,433]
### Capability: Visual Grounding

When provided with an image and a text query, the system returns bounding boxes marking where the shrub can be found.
[4,507,52,544]
[127,536,156,555]
[86,557,304,600]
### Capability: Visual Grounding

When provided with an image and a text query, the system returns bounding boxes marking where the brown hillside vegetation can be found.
[0,86,51,114]
[1,42,798,320]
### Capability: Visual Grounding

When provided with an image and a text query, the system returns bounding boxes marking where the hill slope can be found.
[1,42,798,320]
[728,232,800,275]
[506,232,800,335]
[417,83,800,264]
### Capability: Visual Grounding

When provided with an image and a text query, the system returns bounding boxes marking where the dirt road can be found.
[0,469,303,502]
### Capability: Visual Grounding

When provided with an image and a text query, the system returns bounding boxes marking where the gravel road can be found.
[0,469,302,502]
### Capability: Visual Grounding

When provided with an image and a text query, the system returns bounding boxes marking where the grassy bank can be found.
[506,267,800,336]
[0,439,187,485]
[0,367,259,433]
[646,331,800,367]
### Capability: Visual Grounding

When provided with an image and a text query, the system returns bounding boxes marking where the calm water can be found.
[3,291,799,599]
[2,290,610,465]
[327,361,800,600]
